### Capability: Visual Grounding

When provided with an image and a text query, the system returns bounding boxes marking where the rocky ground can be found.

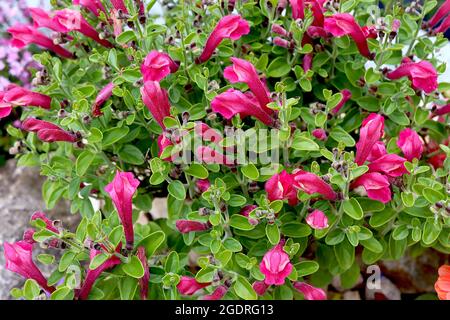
[0,160,76,299]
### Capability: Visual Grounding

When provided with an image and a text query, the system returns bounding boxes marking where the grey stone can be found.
[0,160,74,299]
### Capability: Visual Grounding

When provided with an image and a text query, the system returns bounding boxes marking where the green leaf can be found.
[325,229,345,245]
[228,194,247,207]
[89,253,110,270]
[230,214,255,231]
[234,275,257,300]
[103,126,130,147]
[118,145,145,165]
[184,164,209,179]
[343,198,363,220]
[281,222,311,238]
[76,150,96,176]
[23,279,40,300]
[266,223,280,245]
[164,251,180,273]
[291,135,320,151]
[422,219,442,245]
[369,208,396,227]
[422,187,445,204]
[123,256,145,278]
[330,127,356,147]
[241,163,260,180]
[295,260,319,277]
[267,57,291,77]
[136,230,165,257]
[50,287,74,300]
[116,30,137,44]
[334,239,354,270]
[360,237,383,253]
[195,266,216,283]
[168,180,186,200]
[118,277,138,300]
[223,238,243,252]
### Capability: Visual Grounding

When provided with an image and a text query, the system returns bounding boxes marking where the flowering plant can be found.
[2,0,450,300]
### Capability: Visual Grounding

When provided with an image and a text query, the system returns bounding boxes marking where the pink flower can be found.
[53,9,113,48]
[195,179,211,193]
[312,128,327,141]
[197,15,250,63]
[0,92,12,118]
[224,57,273,113]
[137,247,149,300]
[253,281,270,296]
[433,103,450,116]
[73,0,106,17]
[272,24,288,37]
[324,13,373,59]
[351,172,391,203]
[260,243,293,286]
[433,14,450,34]
[105,171,140,250]
[175,220,210,233]
[274,37,291,49]
[7,24,74,59]
[264,170,299,206]
[368,154,407,178]
[293,282,327,300]
[141,51,179,82]
[397,128,424,161]
[303,53,313,72]
[240,204,259,225]
[194,122,224,144]
[290,0,305,20]
[29,8,67,32]
[386,58,438,94]
[211,89,274,126]
[77,246,122,300]
[22,118,78,143]
[292,170,337,201]
[177,276,210,295]
[367,141,387,162]
[305,209,329,229]
[362,25,378,39]
[3,241,55,293]
[31,212,59,233]
[307,26,328,38]
[92,83,114,117]
[111,0,128,13]
[23,212,60,247]
[196,146,235,166]
[355,113,385,165]
[202,285,229,300]
[427,0,450,28]
[3,85,51,109]
[141,81,172,129]
[157,133,175,160]
[332,89,352,114]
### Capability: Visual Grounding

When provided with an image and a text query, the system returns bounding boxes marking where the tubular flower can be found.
[53,9,113,48]
[197,15,250,63]
[427,0,450,28]
[77,245,122,300]
[195,179,211,193]
[196,146,235,166]
[292,169,337,201]
[351,172,391,203]
[293,282,327,300]
[202,285,229,300]
[290,0,305,20]
[312,128,327,141]
[367,141,387,162]
[92,82,114,117]
[324,13,373,59]
[175,220,210,233]
[3,241,55,293]
[397,128,424,162]
[305,209,329,230]
[211,89,275,126]
[367,154,408,178]
[264,170,299,206]
[111,0,128,13]
[22,118,78,143]
[28,8,67,32]
[141,81,172,129]
[332,89,352,114]
[435,265,450,300]
[73,0,106,17]
[105,171,140,251]
[141,51,179,82]
[386,58,438,94]
[433,15,450,34]
[7,24,74,59]
[224,57,273,113]
[355,113,385,165]
[272,23,288,37]
[260,243,293,286]
[137,247,149,300]
[23,212,60,247]
[177,276,211,295]
[433,103,450,116]
[253,281,270,296]
[3,85,51,109]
